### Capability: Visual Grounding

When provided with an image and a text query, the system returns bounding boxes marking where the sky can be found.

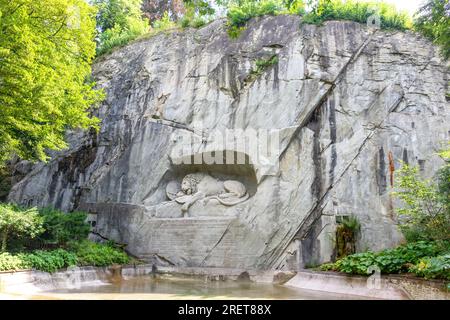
[373,0,425,15]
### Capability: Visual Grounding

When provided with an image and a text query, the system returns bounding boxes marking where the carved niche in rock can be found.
[165,173,249,212]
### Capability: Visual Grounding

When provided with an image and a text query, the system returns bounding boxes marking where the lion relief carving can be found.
[166,173,249,212]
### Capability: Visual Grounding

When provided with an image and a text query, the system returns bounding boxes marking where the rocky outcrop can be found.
[8,16,449,270]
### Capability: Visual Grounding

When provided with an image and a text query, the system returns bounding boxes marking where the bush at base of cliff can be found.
[0,242,130,273]
[410,254,450,280]
[393,160,450,243]
[320,241,450,278]
[0,253,30,272]
[69,241,130,267]
[4,205,91,252]
[0,249,77,273]
[21,249,78,273]
[35,208,91,248]
[0,204,44,252]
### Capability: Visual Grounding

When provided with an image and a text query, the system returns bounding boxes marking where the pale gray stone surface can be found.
[8,16,450,270]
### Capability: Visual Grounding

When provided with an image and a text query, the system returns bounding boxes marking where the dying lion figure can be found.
[166,173,249,213]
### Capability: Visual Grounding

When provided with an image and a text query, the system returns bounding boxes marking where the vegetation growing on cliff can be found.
[245,55,279,83]
[94,0,150,55]
[300,0,411,30]
[226,0,285,37]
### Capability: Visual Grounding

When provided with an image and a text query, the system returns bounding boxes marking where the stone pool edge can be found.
[285,270,449,300]
[1,265,448,300]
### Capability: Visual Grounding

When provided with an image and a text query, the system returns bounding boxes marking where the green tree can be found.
[93,0,150,55]
[36,208,90,247]
[393,156,450,242]
[0,0,103,165]
[184,0,216,17]
[414,0,450,59]
[0,204,44,252]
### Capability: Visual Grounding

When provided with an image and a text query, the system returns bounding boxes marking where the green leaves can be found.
[320,240,450,278]
[21,249,78,273]
[0,252,30,271]
[35,208,91,247]
[414,0,450,60]
[409,254,450,280]
[301,0,411,30]
[0,204,130,273]
[68,240,130,267]
[226,0,284,37]
[0,0,103,164]
[393,159,450,242]
[0,203,44,252]
[94,0,149,56]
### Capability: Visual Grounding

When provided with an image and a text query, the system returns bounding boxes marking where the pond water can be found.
[42,276,370,300]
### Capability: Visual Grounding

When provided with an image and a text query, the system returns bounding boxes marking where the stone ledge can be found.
[285,270,450,300]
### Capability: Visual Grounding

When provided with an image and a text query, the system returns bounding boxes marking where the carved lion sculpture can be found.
[165,173,249,213]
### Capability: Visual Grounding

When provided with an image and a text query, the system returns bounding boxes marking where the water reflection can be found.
[48,276,370,300]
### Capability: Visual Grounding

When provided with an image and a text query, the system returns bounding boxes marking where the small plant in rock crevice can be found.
[335,215,360,258]
[245,55,279,83]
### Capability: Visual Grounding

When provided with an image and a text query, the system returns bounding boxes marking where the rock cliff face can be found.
[8,16,449,270]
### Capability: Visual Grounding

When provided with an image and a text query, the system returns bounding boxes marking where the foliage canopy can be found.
[93,0,150,55]
[393,158,450,242]
[0,0,103,164]
[0,203,44,252]
[414,0,450,59]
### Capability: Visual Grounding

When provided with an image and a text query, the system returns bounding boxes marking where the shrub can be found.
[191,16,208,28]
[321,241,449,276]
[393,161,450,242]
[247,55,279,81]
[374,241,444,274]
[330,252,377,275]
[34,208,90,248]
[21,249,78,273]
[0,253,29,272]
[0,204,44,252]
[410,254,450,280]
[336,216,360,258]
[302,0,411,30]
[227,0,284,37]
[180,16,192,28]
[97,20,149,56]
[95,0,150,56]
[152,11,176,30]
[180,16,208,29]
[70,241,130,267]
